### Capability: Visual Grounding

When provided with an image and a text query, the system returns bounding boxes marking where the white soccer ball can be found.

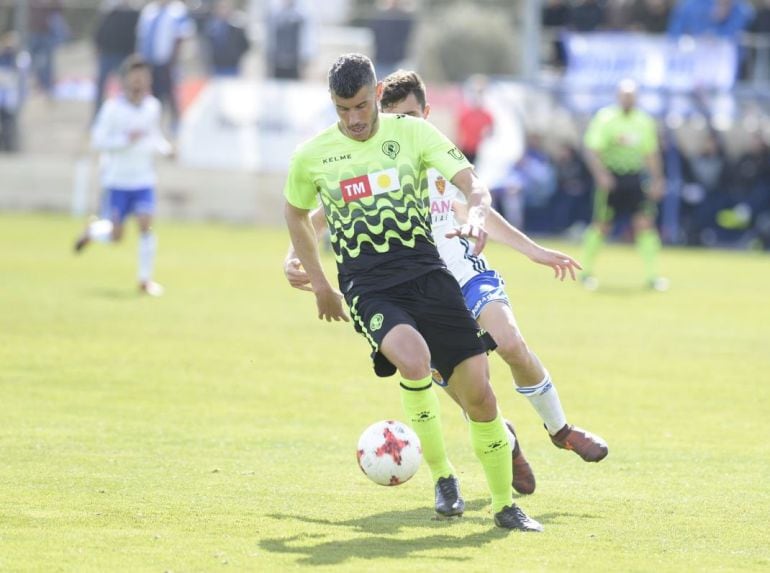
[356,420,422,486]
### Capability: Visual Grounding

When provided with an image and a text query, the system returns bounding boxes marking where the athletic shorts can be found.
[594,172,656,223]
[461,270,510,319]
[346,268,490,383]
[108,187,155,223]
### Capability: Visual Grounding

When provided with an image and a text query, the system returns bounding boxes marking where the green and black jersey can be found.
[284,114,472,295]
[584,106,658,175]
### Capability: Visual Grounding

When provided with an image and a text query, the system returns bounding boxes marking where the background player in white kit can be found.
[285,71,608,491]
[73,55,172,297]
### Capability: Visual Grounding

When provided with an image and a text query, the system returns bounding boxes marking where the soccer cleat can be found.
[139,281,164,297]
[493,504,543,532]
[549,424,608,462]
[434,475,464,518]
[647,277,670,292]
[504,420,536,495]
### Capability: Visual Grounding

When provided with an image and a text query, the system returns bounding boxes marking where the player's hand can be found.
[315,285,349,322]
[445,224,488,255]
[597,170,616,192]
[648,176,665,201]
[283,257,313,291]
[529,246,582,281]
[128,130,145,143]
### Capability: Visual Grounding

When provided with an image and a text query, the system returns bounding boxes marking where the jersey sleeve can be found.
[417,119,473,181]
[283,150,318,210]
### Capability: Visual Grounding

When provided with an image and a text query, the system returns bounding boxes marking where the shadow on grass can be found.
[259,499,586,566]
[85,287,145,300]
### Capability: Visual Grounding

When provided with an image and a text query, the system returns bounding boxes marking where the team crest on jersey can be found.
[369,313,384,332]
[435,176,446,195]
[382,140,400,160]
[339,168,400,203]
[447,147,465,161]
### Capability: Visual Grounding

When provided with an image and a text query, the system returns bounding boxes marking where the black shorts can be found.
[346,268,490,383]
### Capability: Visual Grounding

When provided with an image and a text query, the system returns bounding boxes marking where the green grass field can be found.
[1,213,769,572]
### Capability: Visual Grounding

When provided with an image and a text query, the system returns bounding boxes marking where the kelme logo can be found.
[369,313,384,332]
[382,140,400,160]
[448,147,465,161]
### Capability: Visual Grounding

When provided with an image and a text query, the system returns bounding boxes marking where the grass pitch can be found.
[1,213,769,572]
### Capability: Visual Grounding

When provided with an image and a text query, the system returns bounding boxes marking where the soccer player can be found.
[284,53,542,531]
[286,70,609,486]
[580,79,668,291]
[73,55,171,297]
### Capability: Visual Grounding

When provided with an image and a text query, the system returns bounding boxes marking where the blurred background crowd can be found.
[0,0,768,250]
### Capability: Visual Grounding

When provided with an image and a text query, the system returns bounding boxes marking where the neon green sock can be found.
[400,376,454,483]
[469,414,512,513]
[636,228,661,281]
[581,225,604,277]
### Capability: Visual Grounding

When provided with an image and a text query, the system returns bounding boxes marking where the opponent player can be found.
[73,55,171,296]
[285,70,608,491]
[284,53,541,531]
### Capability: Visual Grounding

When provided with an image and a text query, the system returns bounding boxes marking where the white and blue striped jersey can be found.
[427,168,489,287]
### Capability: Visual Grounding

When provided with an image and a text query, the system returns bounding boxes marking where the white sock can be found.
[137,232,157,283]
[88,219,113,243]
[515,374,568,435]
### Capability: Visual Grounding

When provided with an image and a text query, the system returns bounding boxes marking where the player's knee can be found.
[495,332,530,367]
[397,355,431,380]
[111,226,124,241]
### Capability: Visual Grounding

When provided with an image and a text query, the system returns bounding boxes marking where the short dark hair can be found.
[120,54,150,77]
[381,70,427,111]
[328,53,376,98]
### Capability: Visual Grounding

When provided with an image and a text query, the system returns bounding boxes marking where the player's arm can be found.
[584,147,614,192]
[91,102,131,151]
[453,201,581,281]
[446,167,490,255]
[644,127,665,201]
[284,207,328,290]
[583,114,614,191]
[284,202,348,322]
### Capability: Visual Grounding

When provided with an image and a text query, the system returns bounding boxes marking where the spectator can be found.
[747,0,770,83]
[542,0,570,68]
[136,0,195,134]
[551,141,594,233]
[93,0,141,117]
[717,133,770,243]
[28,0,68,98]
[265,0,316,80]
[456,75,494,165]
[518,132,558,234]
[570,0,607,32]
[628,0,672,33]
[0,31,26,152]
[679,131,731,245]
[668,0,754,41]
[203,0,250,77]
[367,0,415,79]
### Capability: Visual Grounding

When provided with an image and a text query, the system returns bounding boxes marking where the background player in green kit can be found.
[284,53,542,531]
[581,79,668,291]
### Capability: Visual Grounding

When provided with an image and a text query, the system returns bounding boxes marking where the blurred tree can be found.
[414,3,517,82]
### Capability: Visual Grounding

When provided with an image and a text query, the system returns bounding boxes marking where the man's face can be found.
[332,83,382,142]
[124,68,151,101]
[381,92,429,120]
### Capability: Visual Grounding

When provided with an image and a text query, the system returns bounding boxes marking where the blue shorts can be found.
[461,270,510,320]
[107,187,155,223]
